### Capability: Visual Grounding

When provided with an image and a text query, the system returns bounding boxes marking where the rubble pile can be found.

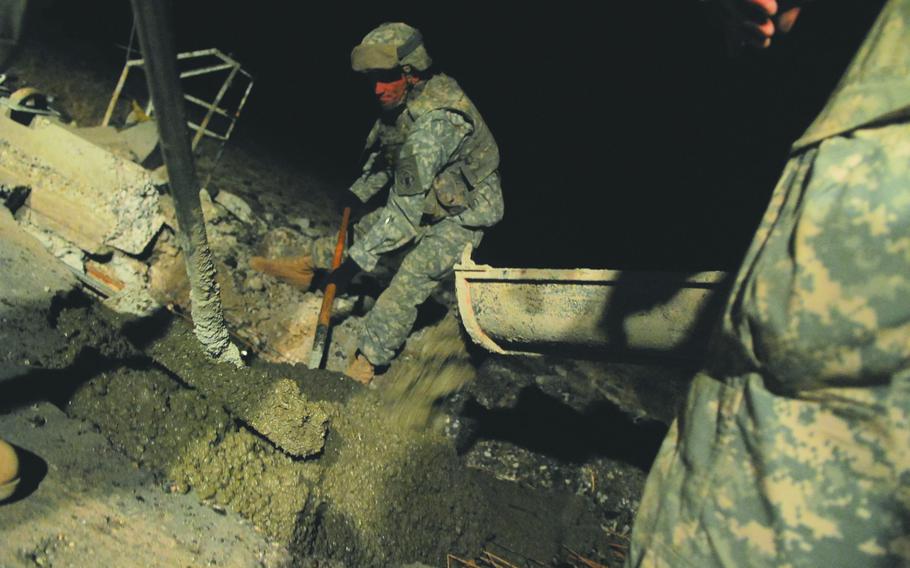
[0,102,364,371]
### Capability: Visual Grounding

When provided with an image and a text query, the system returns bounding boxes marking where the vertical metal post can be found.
[129,0,242,366]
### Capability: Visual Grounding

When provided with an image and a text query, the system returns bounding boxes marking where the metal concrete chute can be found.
[454,244,730,362]
[0,107,163,257]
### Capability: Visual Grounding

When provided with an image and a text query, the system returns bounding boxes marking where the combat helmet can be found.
[351,22,432,72]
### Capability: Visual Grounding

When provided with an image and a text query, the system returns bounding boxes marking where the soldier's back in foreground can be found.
[628,1,910,566]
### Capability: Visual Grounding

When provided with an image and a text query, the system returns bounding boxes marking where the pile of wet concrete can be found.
[1,264,669,566]
[49,303,621,566]
[1,199,674,564]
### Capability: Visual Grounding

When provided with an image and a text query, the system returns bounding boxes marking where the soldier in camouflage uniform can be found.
[628,1,910,566]
[314,22,503,383]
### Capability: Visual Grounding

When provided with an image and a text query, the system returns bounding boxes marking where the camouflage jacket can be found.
[628,1,910,566]
[347,74,504,271]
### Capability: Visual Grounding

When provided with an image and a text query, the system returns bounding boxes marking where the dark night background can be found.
[23,0,886,270]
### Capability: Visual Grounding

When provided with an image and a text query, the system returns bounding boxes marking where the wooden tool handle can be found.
[308,207,351,369]
[318,207,351,326]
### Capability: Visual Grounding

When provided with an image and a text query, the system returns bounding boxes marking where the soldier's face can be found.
[369,69,408,110]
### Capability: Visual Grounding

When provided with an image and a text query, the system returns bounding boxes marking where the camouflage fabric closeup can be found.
[313,69,503,367]
[358,219,481,367]
[628,1,910,566]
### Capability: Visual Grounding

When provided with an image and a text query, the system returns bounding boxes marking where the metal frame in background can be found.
[101,48,254,154]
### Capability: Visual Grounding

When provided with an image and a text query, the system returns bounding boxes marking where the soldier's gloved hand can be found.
[717,0,804,49]
[326,258,361,293]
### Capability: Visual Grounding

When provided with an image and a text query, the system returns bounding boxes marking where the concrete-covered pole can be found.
[129,0,242,366]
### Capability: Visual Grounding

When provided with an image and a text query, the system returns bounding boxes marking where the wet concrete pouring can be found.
[0,29,691,568]
[2,286,677,567]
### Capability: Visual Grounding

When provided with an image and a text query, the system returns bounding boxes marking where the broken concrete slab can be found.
[118,119,160,164]
[62,124,137,162]
[147,228,190,306]
[0,205,77,307]
[213,189,257,226]
[102,286,159,317]
[0,114,163,255]
[65,121,159,166]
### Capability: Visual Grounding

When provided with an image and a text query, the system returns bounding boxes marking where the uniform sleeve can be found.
[347,109,473,271]
[349,151,391,203]
[348,121,390,202]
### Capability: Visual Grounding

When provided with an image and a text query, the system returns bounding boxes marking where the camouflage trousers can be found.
[628,121,910,567]
[313,211,481,367]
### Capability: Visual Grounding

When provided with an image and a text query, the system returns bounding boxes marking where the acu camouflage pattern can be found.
[628,1,910,566]
[351,22,433,72]
[357,217,481,367]
[315,72,503,366]
[353,74,501,225]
